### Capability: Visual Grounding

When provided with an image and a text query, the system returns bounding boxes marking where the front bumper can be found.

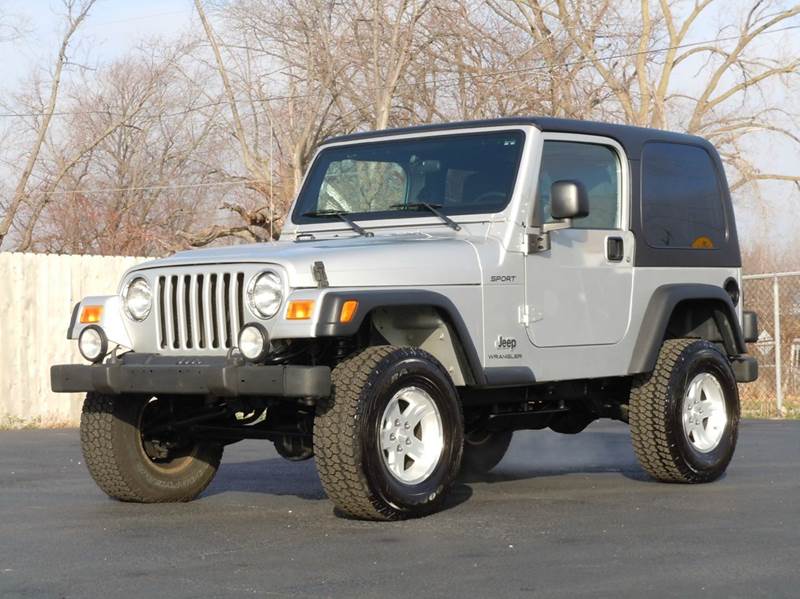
[51,354,331,398]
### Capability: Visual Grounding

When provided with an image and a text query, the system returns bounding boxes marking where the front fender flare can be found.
[314,289,485,386]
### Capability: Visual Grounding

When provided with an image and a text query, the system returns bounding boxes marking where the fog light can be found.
[238,323,269,362]
[79,325,108,363]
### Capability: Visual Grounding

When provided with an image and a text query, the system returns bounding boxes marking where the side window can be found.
[537,141,621,229]
[641,143,726,249]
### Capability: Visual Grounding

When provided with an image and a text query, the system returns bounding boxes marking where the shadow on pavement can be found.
[460,429,652,485]
[206,455,474,515]
[204,427,656,509]
[205,457,327,500]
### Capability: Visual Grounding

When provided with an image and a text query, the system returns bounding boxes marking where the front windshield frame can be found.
[290,128,528,227]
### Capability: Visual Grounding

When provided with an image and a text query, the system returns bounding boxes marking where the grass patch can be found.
[0,415,75,430]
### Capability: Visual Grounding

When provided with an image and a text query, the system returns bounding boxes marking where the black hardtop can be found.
[323,116,740,269]
[324,117,715,159]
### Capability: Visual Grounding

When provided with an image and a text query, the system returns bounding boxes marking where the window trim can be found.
[640,140,729,251]
[536,133,629,232]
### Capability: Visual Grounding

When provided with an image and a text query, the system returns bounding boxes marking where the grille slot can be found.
[157,271,244,351]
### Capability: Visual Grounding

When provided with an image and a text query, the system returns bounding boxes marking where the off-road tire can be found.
[460,430,512,476]
[314,346,464,520]
[629,339,739,483]
[80,393,223,502]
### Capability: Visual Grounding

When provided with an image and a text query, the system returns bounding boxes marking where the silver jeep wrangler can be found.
[52,118,759,520]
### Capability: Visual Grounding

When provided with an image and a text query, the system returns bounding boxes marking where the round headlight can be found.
[248,271,283,319]
[238,323,269,362]
[79,325,108,363]
[123,277,152,321]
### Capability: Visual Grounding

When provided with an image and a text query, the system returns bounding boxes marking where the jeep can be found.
[51,117,759,520]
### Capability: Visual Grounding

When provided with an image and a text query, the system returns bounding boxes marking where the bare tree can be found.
[183,0,351,246]
[32,49,224,255]
[0,0,96,249]
[494,0,800,191]
[3,0,799,256]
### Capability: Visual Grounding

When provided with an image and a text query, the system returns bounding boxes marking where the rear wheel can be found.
[80,393,223,502]
[629,339,739,483]
[460,430,512,476]
[314,346,463,520]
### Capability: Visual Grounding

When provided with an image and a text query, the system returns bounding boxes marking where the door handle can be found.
[607,236,624,261]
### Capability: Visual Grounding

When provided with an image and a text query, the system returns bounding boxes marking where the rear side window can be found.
[538,141,620,229]
[641,143,726,249]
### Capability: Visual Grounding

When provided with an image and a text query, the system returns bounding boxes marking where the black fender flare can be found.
[314,289,486,386]
[629,283,747,374]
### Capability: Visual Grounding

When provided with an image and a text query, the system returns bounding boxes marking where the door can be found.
[525,135,633,347]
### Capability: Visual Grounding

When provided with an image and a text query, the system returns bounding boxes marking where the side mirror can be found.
[528,180,590,253]
[550,180,589,220]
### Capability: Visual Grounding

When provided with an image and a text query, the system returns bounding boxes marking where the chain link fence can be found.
[741,272,800,419]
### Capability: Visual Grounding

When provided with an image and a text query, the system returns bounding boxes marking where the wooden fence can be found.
[0,252,145,427]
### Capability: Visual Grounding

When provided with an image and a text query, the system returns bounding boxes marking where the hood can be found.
[135,232,483,288]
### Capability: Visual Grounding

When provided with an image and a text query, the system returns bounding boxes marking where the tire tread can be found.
[80,393,221,503]
[629,339,728,483]
[314,346,399,520]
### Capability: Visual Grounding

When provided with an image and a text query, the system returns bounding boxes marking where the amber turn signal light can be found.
[79,305,103,324]
[339,300,358,323]
[286,300,315,320]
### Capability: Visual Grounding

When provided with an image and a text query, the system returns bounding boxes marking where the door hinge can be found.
[519,305,543,325]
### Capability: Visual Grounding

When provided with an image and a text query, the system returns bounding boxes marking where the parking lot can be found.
[1,419,798,598]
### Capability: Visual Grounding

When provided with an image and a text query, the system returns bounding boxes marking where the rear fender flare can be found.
[629,284,746,374]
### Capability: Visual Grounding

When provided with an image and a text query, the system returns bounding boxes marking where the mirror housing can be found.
[550,180,589,220]
[528,180,590,253]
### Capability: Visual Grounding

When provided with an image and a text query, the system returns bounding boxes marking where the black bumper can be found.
[51,355,331,398]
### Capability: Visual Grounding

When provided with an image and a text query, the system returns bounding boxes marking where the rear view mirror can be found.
[528,180,590,253]
[550,180,589,220]
[419,160,441,174]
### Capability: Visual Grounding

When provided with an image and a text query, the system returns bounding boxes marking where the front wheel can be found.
[314,346,464,520]
[629,339,739,483]
[80,393,223,502]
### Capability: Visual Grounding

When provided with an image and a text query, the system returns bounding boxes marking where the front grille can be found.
[156,271,245,351]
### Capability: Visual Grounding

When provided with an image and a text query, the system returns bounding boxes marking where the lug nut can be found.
[404,422,410,430]
[397,445,403,452]
[405,438,411,445]
[389,433,396,441]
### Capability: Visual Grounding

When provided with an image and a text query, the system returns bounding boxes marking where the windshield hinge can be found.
[518,305,530,326]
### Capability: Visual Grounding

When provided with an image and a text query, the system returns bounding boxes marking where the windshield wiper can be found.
[390,202,461,231]
[302,210,374,238]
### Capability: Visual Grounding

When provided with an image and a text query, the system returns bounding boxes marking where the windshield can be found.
[292,130,525,224]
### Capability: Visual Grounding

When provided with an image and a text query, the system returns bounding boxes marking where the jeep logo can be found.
[495,336,517,351]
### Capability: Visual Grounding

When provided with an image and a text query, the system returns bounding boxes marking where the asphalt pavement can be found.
[1,419,798,598]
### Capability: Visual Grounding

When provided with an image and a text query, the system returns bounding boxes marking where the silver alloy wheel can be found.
[379,386,444,485]
[681,372,728,453]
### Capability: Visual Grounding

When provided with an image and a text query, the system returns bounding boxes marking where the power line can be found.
[29,178,270,197]
[84,10,192,29]
[1,23,799,121]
